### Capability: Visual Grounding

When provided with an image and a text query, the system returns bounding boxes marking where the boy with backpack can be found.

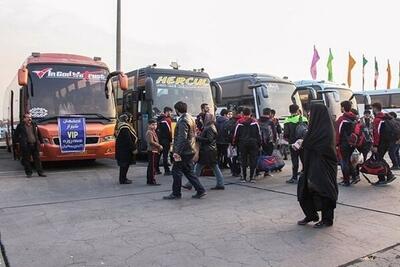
[283,104,308,184]
[388,112,400,170]
[233,108,261,183]
[336,101,359,186]
[371,102,397,185]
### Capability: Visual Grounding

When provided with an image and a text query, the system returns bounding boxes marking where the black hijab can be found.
[299,103,338,204]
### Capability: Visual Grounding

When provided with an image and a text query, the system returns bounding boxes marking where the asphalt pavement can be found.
[0,148,399,267]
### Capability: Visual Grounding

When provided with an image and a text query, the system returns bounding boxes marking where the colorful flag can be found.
[347,52,356,87]
[398,61,400,88]
[387,60,392,89]
[362,55,368,91]
[310,46,320,80]
[374,57,379,89]
[327,48,334,81]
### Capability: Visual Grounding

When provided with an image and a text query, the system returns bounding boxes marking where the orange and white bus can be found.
[2,53,127,161]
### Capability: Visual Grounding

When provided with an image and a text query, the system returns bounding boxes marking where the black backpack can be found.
[222,119,237,144]
[259,121,274,144]
[383,118,400,142]
[295,117,308,140]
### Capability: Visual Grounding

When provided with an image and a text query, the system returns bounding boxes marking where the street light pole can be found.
[116,0,121,72]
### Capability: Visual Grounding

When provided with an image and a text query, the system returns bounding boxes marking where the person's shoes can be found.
[350,176,361,185]
[240,177,247,183]
[286,177,297,184]
[156,170,162,175]
[313,221,333,228]
[297,217,319,226]
[182,183,193,190]
[120,179,132,184]
[148,183,161,186]
[338,180,351,187]
[249,179,256,183]
[210,186,225,190]
[38,173,47,177]
[386,175,397,184]
[192,192,207,199]
[26,173,32,178]
[373,180,387,186]
[264,172,272,177]
[163,194,181,200]
[164,171,172,176]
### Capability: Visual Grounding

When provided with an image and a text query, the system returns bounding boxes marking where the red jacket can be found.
[335,112,357,146]
[372,112,386,146]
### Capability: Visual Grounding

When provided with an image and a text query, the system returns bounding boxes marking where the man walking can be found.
[14,113,46,178]
[283,104,308,184]
[336,101,359,186]
[371,103,396,185]
[163,101,207,199]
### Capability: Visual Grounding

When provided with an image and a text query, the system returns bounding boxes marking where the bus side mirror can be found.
[18,67,28,86]
[145,77,154,102]
[119,73,129,91]
[210,81,222,104]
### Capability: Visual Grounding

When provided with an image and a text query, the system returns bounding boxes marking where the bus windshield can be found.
[152,76,214,116]
[261,82,296,118]
[28,64,115,119]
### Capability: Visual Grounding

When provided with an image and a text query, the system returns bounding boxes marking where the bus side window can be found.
[390,94,400,108]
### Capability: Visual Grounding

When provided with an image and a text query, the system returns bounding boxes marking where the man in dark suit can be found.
[14,113,46,178]
[163,101,206,200]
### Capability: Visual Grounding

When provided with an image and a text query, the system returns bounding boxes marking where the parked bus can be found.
[119,65,221,152]
[2,53,128,161]
[352,89,400,116]
[212,73,299,120]
[293,80,356,120]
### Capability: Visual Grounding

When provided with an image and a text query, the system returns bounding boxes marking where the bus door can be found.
[350,93,371,115]
[318,90,340,120]
[291,87,318,115]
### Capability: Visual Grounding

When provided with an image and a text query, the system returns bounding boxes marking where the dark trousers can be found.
[119,165,129,183]
[147,151,158,184]
[290,147,303,179]
[377,142,393,181]
[21,144,43,175]
[172,154,205,196]
[217,144,229,168]
[157,142,171,173]
[339,145,357,181]
[300,194,334,225]
[388,143,400,168]
[229,155,241,176]
[239,143,259,179]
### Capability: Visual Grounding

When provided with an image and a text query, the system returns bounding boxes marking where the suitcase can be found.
[257,154,285,172]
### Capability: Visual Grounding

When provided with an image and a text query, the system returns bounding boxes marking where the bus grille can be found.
[53,137,99,145]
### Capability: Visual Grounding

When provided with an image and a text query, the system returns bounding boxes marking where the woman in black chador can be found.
[297,103,338,228]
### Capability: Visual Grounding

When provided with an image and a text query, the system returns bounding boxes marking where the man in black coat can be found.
[156,107,173,175]
[14,113,46,178]
[163,101,206,199]
[115,113,137,184]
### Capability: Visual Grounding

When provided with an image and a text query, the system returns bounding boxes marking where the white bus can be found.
[352,89,400,116]
[293,80,356,120]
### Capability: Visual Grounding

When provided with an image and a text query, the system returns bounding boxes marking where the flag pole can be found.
[362,54,365,91]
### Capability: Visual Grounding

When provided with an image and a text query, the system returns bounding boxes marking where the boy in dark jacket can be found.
[156,107,173,175]
[233,108,261,183]
[336,101,359,186]
[371,103,396,185]
[284,104,308,184]
[216,109,230,168]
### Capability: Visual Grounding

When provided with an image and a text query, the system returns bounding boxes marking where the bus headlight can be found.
[102,135,115,142]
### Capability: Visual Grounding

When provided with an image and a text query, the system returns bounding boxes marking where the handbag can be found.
[359,154,390,184]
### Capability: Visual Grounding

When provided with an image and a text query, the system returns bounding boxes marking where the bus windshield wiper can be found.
[75,113,112,121]
[36,116,59,123]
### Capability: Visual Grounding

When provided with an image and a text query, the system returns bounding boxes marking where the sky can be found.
[1,0,399,116]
